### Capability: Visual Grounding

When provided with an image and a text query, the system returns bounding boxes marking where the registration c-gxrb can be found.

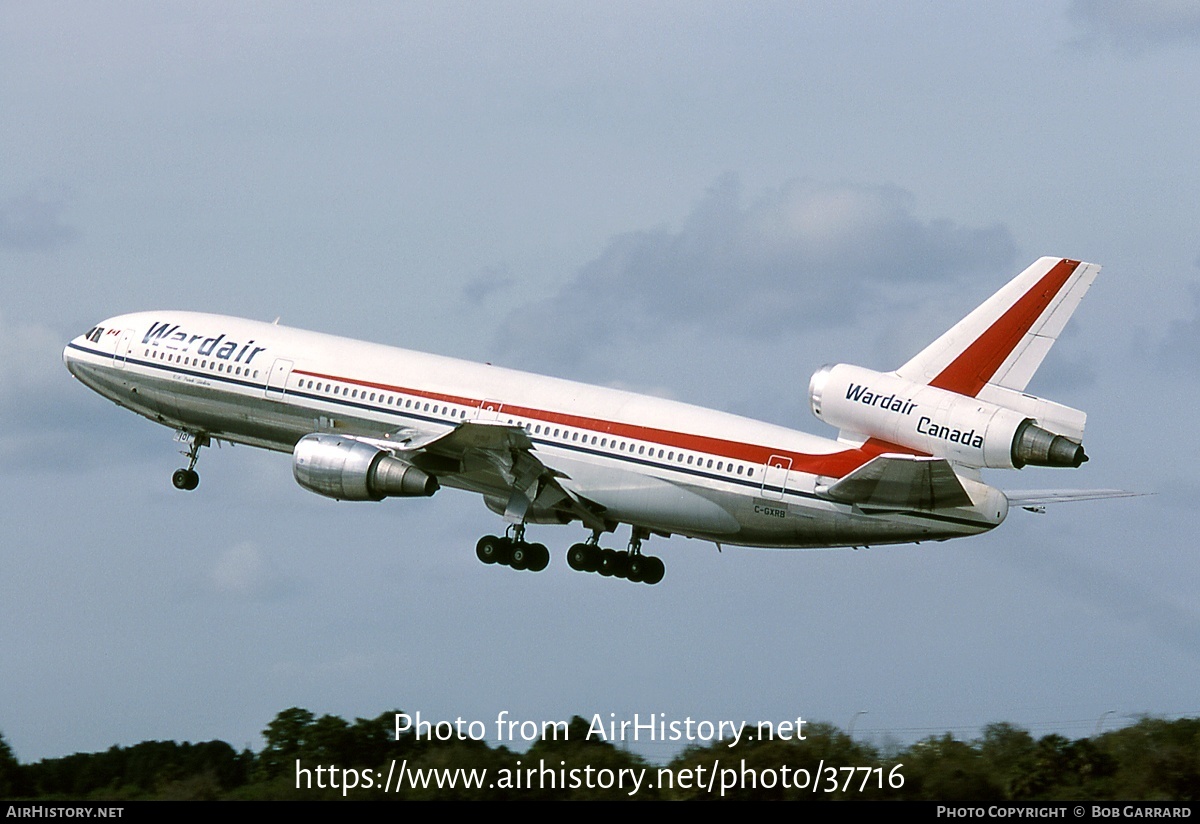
[64,257,1132,585]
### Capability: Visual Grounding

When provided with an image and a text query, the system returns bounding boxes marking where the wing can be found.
[817,454,973,510]
[364,421,609,531]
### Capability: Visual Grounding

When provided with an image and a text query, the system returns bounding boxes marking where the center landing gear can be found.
[171,432,209,491]
[566,527,664,585]
[475,524,550,573]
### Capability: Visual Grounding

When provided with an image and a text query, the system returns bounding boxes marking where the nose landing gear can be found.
[171,432,209,491]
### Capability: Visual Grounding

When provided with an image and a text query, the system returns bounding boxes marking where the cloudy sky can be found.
[3,2,1199,762]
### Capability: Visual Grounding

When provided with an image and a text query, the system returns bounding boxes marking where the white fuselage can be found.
[64,311,1005,549]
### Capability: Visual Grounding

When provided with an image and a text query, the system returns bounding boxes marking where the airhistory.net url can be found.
[295,758,905,797]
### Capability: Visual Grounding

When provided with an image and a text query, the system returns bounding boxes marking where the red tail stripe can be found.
[929,259,1080,396]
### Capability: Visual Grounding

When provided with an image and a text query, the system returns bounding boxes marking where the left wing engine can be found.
[292,433,439,501]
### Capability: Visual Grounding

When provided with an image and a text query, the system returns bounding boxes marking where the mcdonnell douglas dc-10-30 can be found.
[64,257,1130,585]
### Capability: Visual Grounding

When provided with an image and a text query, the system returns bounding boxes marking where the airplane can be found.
[63,256,1130,585]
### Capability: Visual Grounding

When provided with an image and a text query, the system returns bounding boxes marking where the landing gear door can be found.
[760,455,792,501]
[265,358,294,399]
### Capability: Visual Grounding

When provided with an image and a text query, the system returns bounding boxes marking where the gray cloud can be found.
[1068,0,1200,53]
[1001,538,1200,661]
[0,187,78,251]
[0,313,62,396]
[462,264,517,307]
[1155,282,1200,372]
[0,314,165,470]
[494,174,1014,379]
[207,540,296,600]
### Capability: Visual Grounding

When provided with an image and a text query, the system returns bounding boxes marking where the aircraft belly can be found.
[552,453,741,535]
[70,362,183,425]
[536,451,994,548]
[714,488,995,549]
[73,361,320,452]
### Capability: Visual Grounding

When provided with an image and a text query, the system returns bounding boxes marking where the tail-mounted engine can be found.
[292,433,439,501]
[809,364,1087,470]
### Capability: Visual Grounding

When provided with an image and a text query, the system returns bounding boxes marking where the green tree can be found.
[0,732,20,796]
[1100,717,1200,800]
[258,707,316,779]
[901,733,1002,801]
[979,722,1036,797]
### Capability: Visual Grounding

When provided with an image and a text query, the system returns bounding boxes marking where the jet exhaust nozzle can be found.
[1012,420,1087,468]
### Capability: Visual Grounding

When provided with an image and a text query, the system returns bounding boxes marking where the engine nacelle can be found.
[292,433,439,501]
[809,364,1087,470]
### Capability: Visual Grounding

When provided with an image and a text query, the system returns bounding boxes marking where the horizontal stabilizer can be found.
[818,454,972,510]
[1004,489,1145,507]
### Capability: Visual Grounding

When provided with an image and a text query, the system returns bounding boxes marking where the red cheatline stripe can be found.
[930,259,1080,397]
[293,368,919,478]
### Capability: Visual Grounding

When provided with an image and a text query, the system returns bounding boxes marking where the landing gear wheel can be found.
[510,542,531,570]
[567,543,594,571]
[527,543,550,572]
[494,537,514,565]
[599,549,630,577]
[613,550,631,578]
[596,548,616,576]
[641,555,665,585]
[476,535,505,565]
[172,468,199,490]
[626,555,647,583]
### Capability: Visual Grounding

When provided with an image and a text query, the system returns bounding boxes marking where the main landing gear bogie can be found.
[475,534,550,573]
[475,526,663,584]
[566,542,664,585]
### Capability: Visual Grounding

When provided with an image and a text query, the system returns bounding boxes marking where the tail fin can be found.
[896,257,1101,397]
[810,257,1100,467]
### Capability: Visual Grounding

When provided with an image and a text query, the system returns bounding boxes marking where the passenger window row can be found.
[511,418,754,478]
[297,377,469,422]
[143,347,261,380]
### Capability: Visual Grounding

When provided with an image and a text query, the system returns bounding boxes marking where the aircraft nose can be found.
[63,335,85,376]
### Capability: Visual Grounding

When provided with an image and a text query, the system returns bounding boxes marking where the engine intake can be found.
[292,433,438,501]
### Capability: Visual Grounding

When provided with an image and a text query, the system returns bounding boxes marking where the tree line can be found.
[2,710,1198,800]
